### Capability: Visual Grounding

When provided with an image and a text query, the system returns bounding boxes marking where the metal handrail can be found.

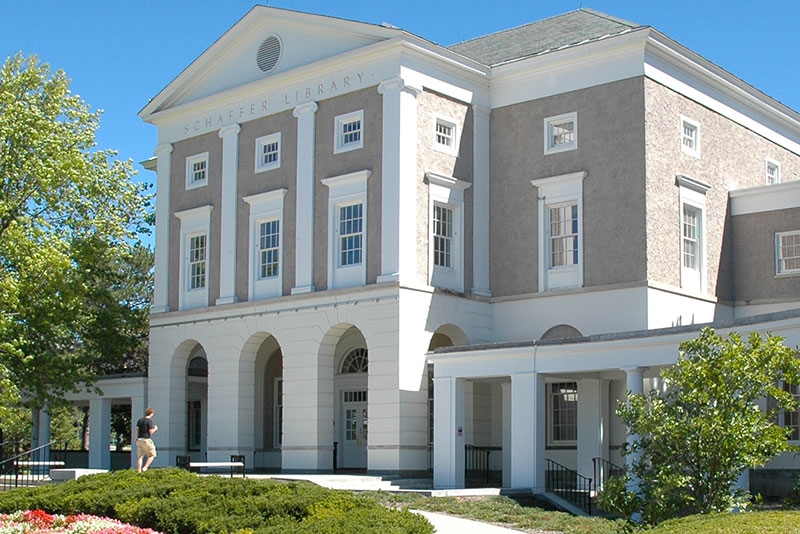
[0,441,67,491]
[465,444,502,486]
[546,459,592,515]
[592,457,625,494]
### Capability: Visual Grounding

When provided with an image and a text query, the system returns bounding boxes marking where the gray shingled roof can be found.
[447,9,642,66]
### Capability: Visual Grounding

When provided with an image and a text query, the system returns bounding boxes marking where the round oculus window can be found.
[256,34,282,73]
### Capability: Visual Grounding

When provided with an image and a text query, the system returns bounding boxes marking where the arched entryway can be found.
[186,347,208,460]
[252,335,282,471]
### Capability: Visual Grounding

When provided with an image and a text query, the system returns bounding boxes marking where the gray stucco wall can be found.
[168,131,223,310]
[236,109,298,301]
[732,207,800,303]
[489,77,648,297]
[313,86,383,291]
[644,78,800,301]
[416,90,474,291]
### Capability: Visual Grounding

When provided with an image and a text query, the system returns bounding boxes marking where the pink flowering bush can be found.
[0,510,163,533]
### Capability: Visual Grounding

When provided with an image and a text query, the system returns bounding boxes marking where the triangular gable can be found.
[140,6,402,119]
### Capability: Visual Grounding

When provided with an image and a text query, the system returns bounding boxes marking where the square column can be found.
[510,372,545,491]
[151,143,173,313]
[433,377,465,489]
[206,346,255,462]
[291,102,318,295]
[216,124,241,305]
[577,378,609,478]
[89,398,111,469]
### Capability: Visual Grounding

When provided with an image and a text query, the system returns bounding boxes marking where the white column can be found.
[291,102,318,295]
[38,406,51,448]
[152,143,173,313]
[216,124,241,305]
[622,367,645,494]
[376,77,421,284]
[433,377,465,489]
[471,105,491,296]
[577,378,609,480]
[510,372,545,491]
[501,382,511,487]
[89,398,111,469]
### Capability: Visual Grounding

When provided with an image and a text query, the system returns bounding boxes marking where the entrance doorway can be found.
[340,390,367,468]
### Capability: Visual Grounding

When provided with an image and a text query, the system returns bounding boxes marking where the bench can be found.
[177,454,246,477]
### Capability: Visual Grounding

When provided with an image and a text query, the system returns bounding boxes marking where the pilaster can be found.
[216,124,241,305]
[471,105,491,296]
[152,143,173,313]
[292,102,318,295]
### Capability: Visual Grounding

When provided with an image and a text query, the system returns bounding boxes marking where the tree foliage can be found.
[598,327,800,525]
[0,53,150,409]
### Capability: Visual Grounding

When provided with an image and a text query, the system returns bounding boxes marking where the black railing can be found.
[465,445,501,486]
[592,457,624,494]
[546,459,592,515]
[0,441,67,491]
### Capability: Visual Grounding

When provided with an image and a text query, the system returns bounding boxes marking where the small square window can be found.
[186,153,209,189]
[255,133,281,173]
[680,116,701,158]
[434,117,458,155]
[766,158,781,185]
[544,112,577,154]
[777,231,800,275]
[334,110,364,154]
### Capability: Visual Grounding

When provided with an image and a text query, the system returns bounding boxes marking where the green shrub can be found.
[0,469,433,534]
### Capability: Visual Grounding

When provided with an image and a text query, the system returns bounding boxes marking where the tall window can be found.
[186,153,209,189]
[781,383,799,441]
[258,220,280,279]
[433,204,453,268]
[255,133,281,172]
[339,203,363,266]
[544,112,577,154]
[777,231,800,275]
[188,400,202,451]
[274,378,283,447]
[677,175,709,293]
[549,203,579,268]
[188,234,207,290]
[334,110,364,154]
[548,382,578,445]
[680,116,701,158]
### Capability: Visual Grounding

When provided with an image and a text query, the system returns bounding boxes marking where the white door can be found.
[341,390,367,468]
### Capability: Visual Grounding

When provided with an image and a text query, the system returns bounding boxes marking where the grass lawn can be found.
[363,491,800,533]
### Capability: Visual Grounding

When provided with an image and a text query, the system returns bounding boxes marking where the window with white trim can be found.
[533,171,585,291]
[322,170,371,289]
[677,175,710,293]
[781,382,799,441]
[680,116,701,158]
[766,158,781,185]
[434,116,458,155]
[175,205,213,310]
[544,112,577,154]
[334,110,364,154]
[777,230,800,275]
[255,133,281,172]
[244,188,287,301]
[426,172,470,292]
[186,152,209,189]
[547,382,578,446]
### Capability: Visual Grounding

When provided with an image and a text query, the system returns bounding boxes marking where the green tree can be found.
[598,327,800,525]
[0,53,150,410]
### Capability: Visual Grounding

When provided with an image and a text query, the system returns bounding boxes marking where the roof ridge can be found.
[575,7,642,29]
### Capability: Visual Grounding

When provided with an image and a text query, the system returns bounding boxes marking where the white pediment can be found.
[141,7,401,118]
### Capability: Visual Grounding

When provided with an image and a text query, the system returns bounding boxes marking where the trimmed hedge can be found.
[0,469,432,534]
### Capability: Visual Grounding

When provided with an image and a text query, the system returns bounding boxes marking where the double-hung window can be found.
[323,170,371,289]
[544,112,577,154]
[175,205,213,310]
[533,171,585,291]
[186,153,209,189]
[244,189,287,301]
[548,382,578,446]
[766,158,781,185]
[776,231,800,275]
[334,110,364,154]
[677,175,710,293]
[426,172,470,292]
[255,133,281,172]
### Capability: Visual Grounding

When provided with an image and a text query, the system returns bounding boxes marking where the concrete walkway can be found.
[249,474,526,533]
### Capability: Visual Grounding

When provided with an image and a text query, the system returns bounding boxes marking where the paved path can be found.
[414,510,524,533]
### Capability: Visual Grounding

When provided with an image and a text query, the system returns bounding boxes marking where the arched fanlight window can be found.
[340,348,368,374]
[188,356,208,377]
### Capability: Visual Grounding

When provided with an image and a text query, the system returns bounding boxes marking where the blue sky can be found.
[2,0,799,229]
